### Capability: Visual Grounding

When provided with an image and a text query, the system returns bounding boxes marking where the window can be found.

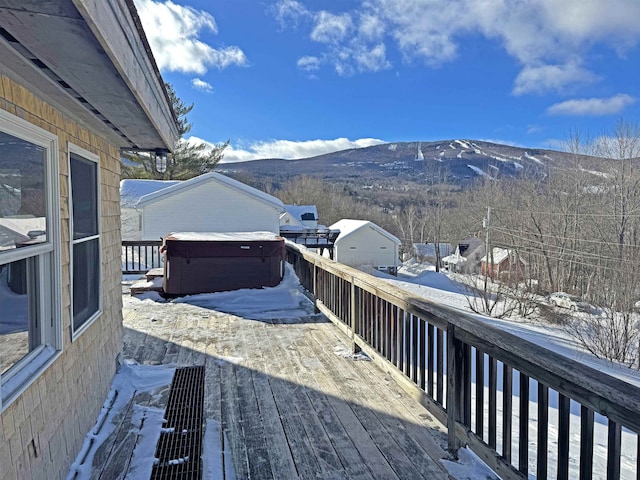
[0,109,61,410]
[69,146,101,334]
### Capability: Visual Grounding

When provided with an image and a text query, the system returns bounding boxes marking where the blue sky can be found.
[134,0,640,162]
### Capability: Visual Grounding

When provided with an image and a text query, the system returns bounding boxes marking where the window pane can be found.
[70,154,98,240]
[0,257,41,375]
[73,238,99,330]
[0,132,48,252]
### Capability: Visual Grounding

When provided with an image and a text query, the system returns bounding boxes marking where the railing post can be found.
[447,323,463,457]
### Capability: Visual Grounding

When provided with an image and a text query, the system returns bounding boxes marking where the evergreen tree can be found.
[121,83,228,180]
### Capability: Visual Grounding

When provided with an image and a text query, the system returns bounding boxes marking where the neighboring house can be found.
[413,243,454,266]
[280,205,319,229]
[120,179,179,240]
[279,206,340,258]
[330,219,401,274]
[443,237,485,274]
[481,247,527,281]
[0,2,178,479]
[132,172,285,240]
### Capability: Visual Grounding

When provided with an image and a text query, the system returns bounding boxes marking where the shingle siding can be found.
[0,74,123,480]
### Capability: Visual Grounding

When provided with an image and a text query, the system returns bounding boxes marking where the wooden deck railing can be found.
[286,243,640,480]
[122,240,163,274]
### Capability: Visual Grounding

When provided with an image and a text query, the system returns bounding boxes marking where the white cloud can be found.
[358,13,385,41]
[311,12,353,44]
[191,78,213,93]
[547,94,637,116]
[354,43,390,73]
[134,0,247,74]
[275,0,640,92]
[271,0,310,28]
[297,56,321,71]
[189,137,387,163]
[512,64,598,96]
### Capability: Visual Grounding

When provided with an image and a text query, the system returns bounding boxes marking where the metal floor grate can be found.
[150,365,205,480]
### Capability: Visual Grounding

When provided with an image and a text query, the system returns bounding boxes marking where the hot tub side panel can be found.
[163,239,285,295]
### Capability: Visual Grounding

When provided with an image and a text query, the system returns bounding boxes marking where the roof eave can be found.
[0,0,178,150]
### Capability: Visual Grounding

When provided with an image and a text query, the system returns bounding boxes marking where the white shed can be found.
[123,172,285,240]
[330,219,401,274]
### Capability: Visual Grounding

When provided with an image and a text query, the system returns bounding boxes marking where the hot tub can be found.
[162,232,285,295]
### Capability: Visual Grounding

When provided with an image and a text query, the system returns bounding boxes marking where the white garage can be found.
[123,172,285,240]
[330,219,401,274]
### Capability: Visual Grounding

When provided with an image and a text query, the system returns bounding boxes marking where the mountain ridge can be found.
[218,139,610,187]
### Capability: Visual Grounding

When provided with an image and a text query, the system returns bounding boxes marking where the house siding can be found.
[0,74,123,480]
[334,226,399,269]
[141,180,281,240]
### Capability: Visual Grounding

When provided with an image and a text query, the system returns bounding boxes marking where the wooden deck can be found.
[99,286,454,479]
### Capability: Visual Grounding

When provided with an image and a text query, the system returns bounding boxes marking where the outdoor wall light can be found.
[155,149,168,173]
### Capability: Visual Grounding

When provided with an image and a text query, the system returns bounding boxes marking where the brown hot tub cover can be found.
[162,232,285,295]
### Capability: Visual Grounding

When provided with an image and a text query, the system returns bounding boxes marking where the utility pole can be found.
[483,206,491,293]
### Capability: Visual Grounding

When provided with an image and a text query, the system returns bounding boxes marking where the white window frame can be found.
[0,109,62,412]
[68,143,102,338]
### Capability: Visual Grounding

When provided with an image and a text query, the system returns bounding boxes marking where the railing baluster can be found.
[475,348,485,441]
[580,405,594,480]
[537,382,549,480]
[519,372,530,476]
[463,343,471,426]
[607,420,621,480]
[404,312,411,378]
[558,393,570,479]
[503,364,513,463]
[397,308,405,371]
[419,318,426,391]
[489,356,497,450]
[411,314,419,383]
[436,327,444,405]
[427,323,434,399]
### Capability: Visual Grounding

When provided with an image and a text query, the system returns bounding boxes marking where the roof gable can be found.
[136,172,285,211]
[284,205,318,221]
[330,219,401,245]
[120,179,180,208]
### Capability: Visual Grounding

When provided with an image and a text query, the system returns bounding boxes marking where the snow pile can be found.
[171,264,317,320]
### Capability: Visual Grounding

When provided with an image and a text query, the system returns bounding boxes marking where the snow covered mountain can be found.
[219,139,609,187]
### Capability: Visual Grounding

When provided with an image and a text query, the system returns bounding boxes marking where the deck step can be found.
[145,267,165,280]
[130,277,164,296]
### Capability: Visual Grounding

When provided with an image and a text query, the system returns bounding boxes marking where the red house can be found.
[481,248,526,281]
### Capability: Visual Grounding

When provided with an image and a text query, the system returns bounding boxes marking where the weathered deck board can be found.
[308,324,452,478]
[103,294,452,479]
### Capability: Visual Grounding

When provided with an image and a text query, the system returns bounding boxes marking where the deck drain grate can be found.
[150,365,205,480]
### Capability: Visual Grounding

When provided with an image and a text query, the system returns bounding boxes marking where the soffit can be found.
[0,0,178,151]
